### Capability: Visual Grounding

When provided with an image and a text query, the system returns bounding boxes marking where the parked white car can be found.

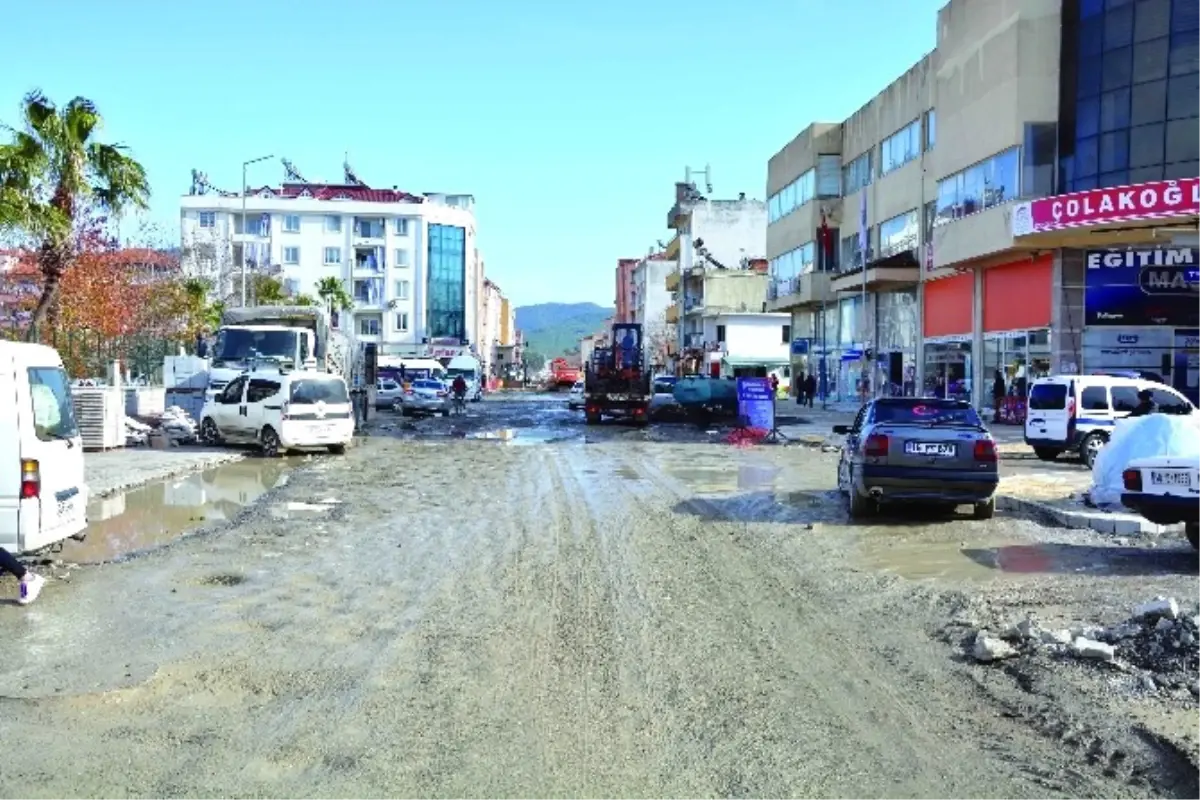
[399,378,452,417]
[1024,375,1194,468]
[376,378,403,409]
[200,370,354,456]
[1121,454,1199,550]
[567,380,585,410]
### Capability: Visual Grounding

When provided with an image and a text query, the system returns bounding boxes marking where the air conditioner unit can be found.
[387,299,398,309]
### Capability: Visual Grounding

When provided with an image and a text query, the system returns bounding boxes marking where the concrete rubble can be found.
[968,597,1200,698]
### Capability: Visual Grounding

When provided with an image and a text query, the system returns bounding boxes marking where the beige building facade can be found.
[766,0,1087,406]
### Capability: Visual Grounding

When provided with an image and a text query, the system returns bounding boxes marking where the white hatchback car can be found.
[200,370,354,456]
[567,380,585,410]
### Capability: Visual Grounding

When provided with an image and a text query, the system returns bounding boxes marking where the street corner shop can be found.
[1010,177,1199,404]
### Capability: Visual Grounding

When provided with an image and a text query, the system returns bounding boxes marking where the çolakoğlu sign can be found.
[1011,177,1199,235]
[1085,247,1199,327]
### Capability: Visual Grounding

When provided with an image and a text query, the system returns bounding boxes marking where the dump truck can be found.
[546,357,581,391]
[583,322,650,425]
[209,305,376,425]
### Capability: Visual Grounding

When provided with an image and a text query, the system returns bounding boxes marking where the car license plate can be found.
[904,441,956,456]
[1149,470,1193,487]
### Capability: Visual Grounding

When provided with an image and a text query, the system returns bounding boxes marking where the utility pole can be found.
[240,154,274,307]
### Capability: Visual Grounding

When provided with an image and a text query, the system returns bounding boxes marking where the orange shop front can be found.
[922,273,974,400]
[981,254,1054,414]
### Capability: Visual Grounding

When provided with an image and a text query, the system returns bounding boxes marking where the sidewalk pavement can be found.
[773,400,1030,447]
[86,447,244,497]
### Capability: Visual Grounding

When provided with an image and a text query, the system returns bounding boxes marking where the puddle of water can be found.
[62,459,293,563]
[269,500,340,519]
[468,428,576,446]
[665,463,781,495]
[859,536,1014,582]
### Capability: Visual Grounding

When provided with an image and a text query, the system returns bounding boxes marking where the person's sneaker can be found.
[18,573,45,606]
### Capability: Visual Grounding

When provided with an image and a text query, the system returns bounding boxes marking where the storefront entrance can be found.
[922,274,973,400]
[982,330,1052,422]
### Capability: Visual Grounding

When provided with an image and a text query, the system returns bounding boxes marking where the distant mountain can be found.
[516,302,613,360]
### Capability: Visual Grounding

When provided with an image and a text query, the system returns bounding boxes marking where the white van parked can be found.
[1024,375,1195,468]
[199,370,354,456]
[0,342,89,554]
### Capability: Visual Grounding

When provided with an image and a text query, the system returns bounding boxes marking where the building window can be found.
[816,154,841,198]
[933,147,1020,227]
[880,119,921,175]
[283,214,301,233]
[427,224,466,340]
[353,278,383,305]
[782,324,791,344]
[198,211,215,228]
[716,325,726,343]
[842,151,873,195]
[394,312,409,331]
[234,214,269,236]
[323,247,342,265]
[325,215,342,233]
[924,109,936,151]
[394,248,410,267]
[353,217,385,238]
[769,241,818,299]
[394,280,410,300]
[840,233,865,271]
[283,247,300,264]
[768,168,816,223]
[922,200,936,243]
[358,316,381,336]
[393,218,410,236]
[878,210,919,257]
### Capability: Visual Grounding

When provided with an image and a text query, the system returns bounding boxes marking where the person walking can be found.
[1,548,45,605]
[992,370,1006,423]
[795,371,806,405]
[805,372,818,407]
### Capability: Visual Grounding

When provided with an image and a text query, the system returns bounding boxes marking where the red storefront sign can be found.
[1012,177,1199,235]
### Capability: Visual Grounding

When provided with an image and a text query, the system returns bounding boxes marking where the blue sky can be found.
[1,0,945,307]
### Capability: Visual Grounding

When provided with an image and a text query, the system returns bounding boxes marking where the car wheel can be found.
[328,444,346,455]
[1080,432,1107,469]
[846,485,875,519]
[1033,446,1062,462]
[972,498,996,520]
[586,412,601,425]
[399,407,410,417]
[1186,522,1198,551]
[200,418,222,445]
[441,410,450,417]
[260,426,281,458]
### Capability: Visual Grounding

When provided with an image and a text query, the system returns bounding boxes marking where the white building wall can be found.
[689,200,768,268]
[704,313,791,360]
[180,193,476,354]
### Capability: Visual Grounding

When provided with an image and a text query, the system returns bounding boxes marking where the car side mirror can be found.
[832,424,851,435]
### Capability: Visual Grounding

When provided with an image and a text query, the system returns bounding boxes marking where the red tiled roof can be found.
[247,183,424,204]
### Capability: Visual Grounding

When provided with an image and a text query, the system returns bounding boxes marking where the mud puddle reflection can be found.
[467,427,580,445]
[62,459,294,563]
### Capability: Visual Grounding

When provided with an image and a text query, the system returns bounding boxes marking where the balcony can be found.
[683,297,704,314]
[830,247,921,293]
[665,271,680,292]
[353,246,386,273]
[353,217,386,243]
[352,278,384,309]
[665,304,680,324]
[766,271,834,310]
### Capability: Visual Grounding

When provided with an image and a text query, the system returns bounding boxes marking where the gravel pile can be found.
[968,595,1200,699]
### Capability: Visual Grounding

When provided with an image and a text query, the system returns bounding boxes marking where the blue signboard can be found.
[790,338,810,356]
[1085,247,1199,327]
[736,377,775,430]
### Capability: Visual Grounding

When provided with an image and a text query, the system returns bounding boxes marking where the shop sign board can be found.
[1012,177,1199,235]
[1084,247,1198,326]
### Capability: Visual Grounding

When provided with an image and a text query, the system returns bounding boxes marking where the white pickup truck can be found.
[1121,454,1200,550]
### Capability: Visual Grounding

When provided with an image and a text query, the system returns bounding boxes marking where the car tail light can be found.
[973,439,997,462]
[864,433,889,457]
[1122,468,1142,492]
[1067,396,1076,418]
[20,459,40,499]
[404,389,414,396]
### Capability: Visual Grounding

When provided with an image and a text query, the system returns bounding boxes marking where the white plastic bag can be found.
[1089,414,1200,506]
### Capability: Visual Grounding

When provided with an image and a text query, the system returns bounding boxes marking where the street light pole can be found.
[240,154,274,307]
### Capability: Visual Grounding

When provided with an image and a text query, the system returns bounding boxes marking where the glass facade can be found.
[1063,0,1199,191]
[427,224,466,341]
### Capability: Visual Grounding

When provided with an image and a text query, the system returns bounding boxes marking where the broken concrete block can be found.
[1154,617,1176,633]
[1040,628,1073,645]
[1104,622,1141,641]
[974,631,1019,662]
[1133,597,1179,620]
[1072,636,1116,661]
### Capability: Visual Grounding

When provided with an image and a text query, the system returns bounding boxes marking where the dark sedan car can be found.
[834,397,1000,519]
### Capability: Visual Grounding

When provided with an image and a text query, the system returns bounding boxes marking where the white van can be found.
[0,342,88,554]
[1024,375,1195,467]
[199,370,354,456]
[445,355,484,401]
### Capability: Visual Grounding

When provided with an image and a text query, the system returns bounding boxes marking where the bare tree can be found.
[180,226,240,304]
[643,308,672,372]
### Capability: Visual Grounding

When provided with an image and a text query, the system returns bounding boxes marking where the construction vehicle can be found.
[583,323,650,426]
[545,357,581,391]
[208,305,376,425]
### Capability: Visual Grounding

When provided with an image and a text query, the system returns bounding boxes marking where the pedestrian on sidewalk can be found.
[795,371,806,405]
[804,373,817,407]
[0,548,45,605]
[992,370,1006,423]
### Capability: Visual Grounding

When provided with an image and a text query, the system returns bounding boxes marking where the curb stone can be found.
[996,494,1184,537]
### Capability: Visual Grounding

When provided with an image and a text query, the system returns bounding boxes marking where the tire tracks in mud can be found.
[587,442,1196,799]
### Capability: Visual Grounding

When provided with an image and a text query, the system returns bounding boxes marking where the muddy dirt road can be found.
[0,396,1195,798]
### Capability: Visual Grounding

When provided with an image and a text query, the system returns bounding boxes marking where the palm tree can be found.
[181,276,224,332]
[252,275,287,305]
[293,293,316,307]
[315,276,353,318]
[0,91,150,341]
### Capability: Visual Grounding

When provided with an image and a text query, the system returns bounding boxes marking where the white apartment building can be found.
[630,255,676,372]
[480,278,504,378]
[180,181,482,357]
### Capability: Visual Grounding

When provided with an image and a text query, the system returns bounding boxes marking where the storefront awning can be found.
[722,354,791,368]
